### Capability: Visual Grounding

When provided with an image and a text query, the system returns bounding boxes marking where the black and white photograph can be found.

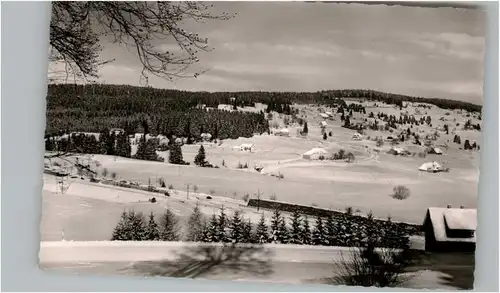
[40,1,484,290]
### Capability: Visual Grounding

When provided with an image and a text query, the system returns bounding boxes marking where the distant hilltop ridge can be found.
[47,83,482,113]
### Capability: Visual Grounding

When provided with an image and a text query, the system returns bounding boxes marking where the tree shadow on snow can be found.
[125,243,274,280]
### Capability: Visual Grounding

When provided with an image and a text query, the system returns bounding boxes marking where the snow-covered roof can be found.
[418,161,442,171]
[352,133,363,138]
[425,207,477,243]
[218,104,233,110]
[320,113,329,118]
[443,208,477,231]
[240,143,255,148]
[391,147,405,153]
[320,121,328,127]
[433,147,443,154]
[303,148,328,156]
[325,111,332,116]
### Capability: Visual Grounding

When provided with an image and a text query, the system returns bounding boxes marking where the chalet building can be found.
[302,148,328,160]
[423,206,477,253]
[109,128,125,136]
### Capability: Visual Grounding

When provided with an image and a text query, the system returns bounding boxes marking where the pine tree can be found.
[278,215,289,244]
[134,134,146,160]
[111,211,133,240]
[194,145,207,166]
[289,210,303,244]
[228,210,244,243]
[159,209,181,241]
[144,212,160,240]
[127,211,146,241]
[168,142,184,164]
[115,133,131,158]
[302,121,308,134]
[199,220,210,242]
[216,206,229,243]
[241,218,253,243]
[135,135,162,161]
[344,116,351,128]
[325,214,337,246]
[186,203,205,242]
[206,214,219,242]
[86,135,100,154]
[106,132,116,155]
[45,137,55,151]
[312,216,326,246]
[255,213,269,244]
[270,209,288,244]
[301,216,312,245]
[99,129,111,154]
[464,139,471,150]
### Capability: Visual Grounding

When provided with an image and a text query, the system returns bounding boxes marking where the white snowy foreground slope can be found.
[39,241,466,290]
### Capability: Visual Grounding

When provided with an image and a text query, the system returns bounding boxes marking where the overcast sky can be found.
[94,2,485,104]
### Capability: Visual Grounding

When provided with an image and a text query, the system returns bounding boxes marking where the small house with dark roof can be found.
[423,206,477,252]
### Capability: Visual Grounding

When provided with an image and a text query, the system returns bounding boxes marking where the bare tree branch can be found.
[48,1,234,83]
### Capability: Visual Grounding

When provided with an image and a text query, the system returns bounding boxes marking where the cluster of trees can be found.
[345,103,366,114]
[134,135,163,162]
[230,97,257,109]
[45,130,132,157]
[453,135,479,150]
[46,85,270,140]
[265,101,295,115]
[46,84,481,139]
[46,128,223,166]
[318,89,481,113]
[48,85,481,115]
[332,149,356,162]
[464,119,481,131]
[111,205,410,249]
[111,210,181,241]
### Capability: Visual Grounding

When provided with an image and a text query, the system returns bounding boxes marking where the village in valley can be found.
[41,85,481,289]
[39,1,484,290]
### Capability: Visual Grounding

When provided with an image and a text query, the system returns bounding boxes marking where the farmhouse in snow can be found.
[418,161,443,172]
[423,206,477,252]
[352,133,363,140]
[320,121,328,128]
[238,143,255,152]
[319,113,329,119]
[303,148,328,160]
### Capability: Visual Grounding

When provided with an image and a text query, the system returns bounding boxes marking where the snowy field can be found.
[42,101,480,238]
